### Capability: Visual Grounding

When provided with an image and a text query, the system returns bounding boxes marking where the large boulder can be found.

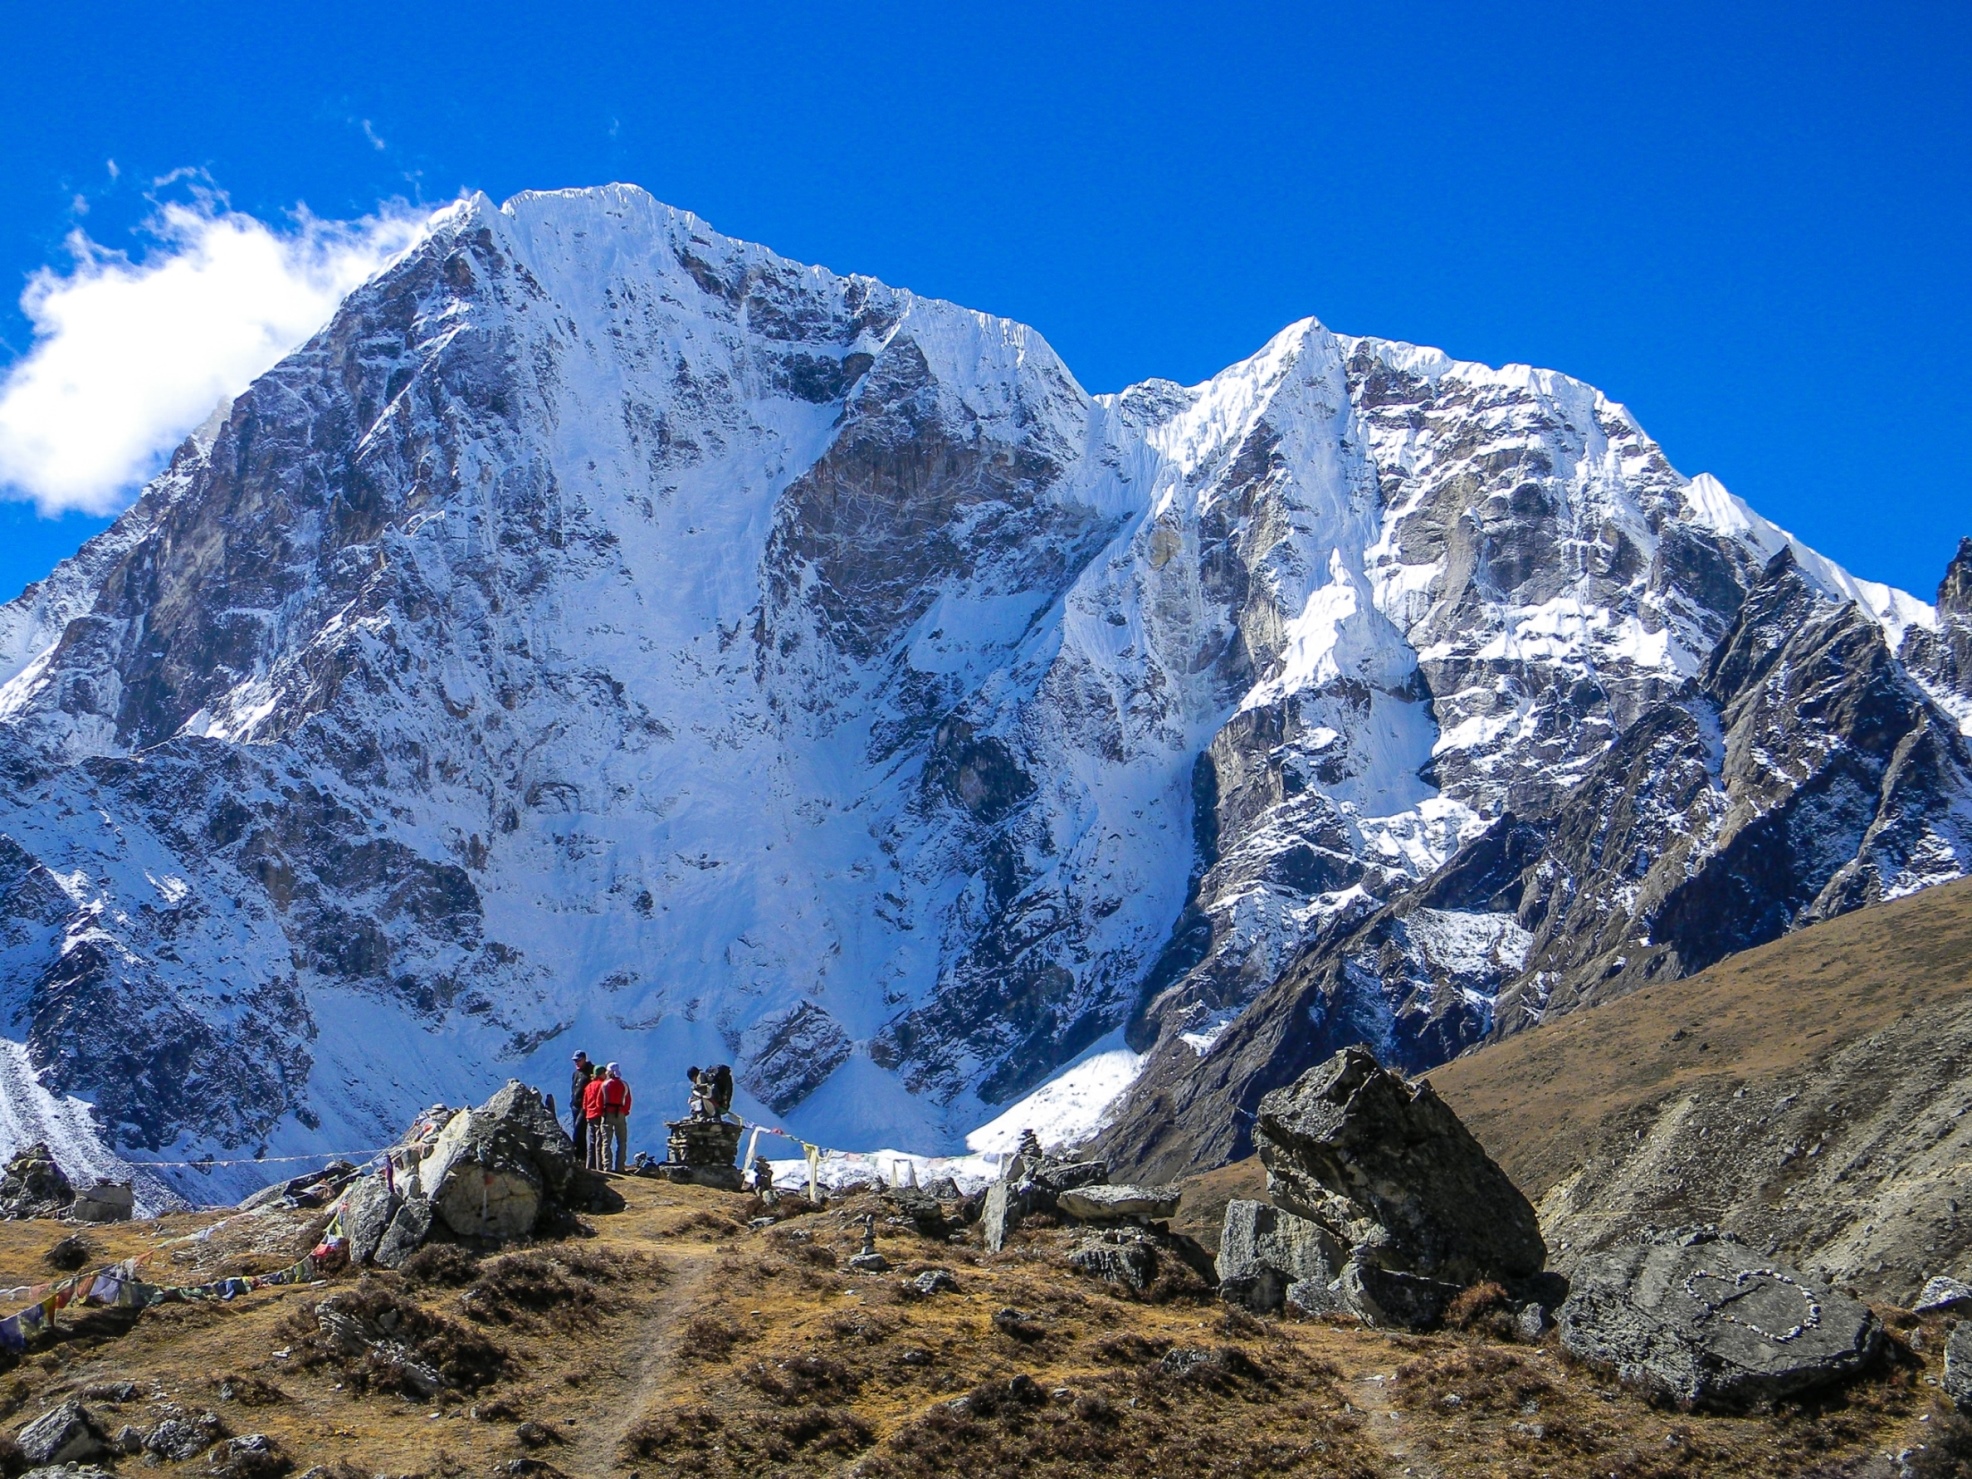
[1559,1232,1882,1408]
[1256,1046,1545,1285]
[414,1081,581,1240]
[1217,1199,1343,1313]
[0,1145,75,1220]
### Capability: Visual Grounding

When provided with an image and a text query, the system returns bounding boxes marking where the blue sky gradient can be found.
[1,1,1965,598]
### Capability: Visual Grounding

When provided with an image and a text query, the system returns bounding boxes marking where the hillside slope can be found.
[1424,875,1972,1304]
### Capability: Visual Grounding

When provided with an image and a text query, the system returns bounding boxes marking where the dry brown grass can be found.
[0,1174,1943,1474]
[1427,873,1972,1204]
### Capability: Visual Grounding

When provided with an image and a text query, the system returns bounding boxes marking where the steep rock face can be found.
[1099,547,1972,1183]
[0,184,1961,1191]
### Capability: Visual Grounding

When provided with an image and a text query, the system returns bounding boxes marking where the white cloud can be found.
[0,198,432,516]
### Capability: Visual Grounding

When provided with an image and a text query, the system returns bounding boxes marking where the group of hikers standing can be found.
[566,1054,739,1173]
[569,1052,633,1172]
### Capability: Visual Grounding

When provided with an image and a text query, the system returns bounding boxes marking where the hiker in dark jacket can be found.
[569,1053,594,1164]
[710,1064,734,1118]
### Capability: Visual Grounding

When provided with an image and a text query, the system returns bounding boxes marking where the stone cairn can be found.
[661,1094,744,1192]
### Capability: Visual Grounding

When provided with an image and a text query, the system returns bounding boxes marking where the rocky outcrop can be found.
[326,1081,593,1264]
[412,1082,581,1239]
[1559,1232,1881,1408]
[15,1403,106,1468]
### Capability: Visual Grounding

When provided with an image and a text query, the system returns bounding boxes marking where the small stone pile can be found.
[0,1143,76,1220]
[1218,1046,1549,1328]
[987,1128,1202,1292]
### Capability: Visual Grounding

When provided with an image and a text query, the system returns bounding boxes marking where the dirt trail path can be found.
[1345,1370,1443,1479]
[565,1243,718,1477]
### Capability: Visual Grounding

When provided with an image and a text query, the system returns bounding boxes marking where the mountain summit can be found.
[0,185,1964,1196]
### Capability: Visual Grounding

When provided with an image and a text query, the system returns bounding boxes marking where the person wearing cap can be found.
[569,1052,595,1166]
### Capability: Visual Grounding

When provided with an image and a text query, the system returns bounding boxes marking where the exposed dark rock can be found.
[1067,1230,1159,1291]
[908,1268,959,1297]
[372,1196,434,1270]
[1558,1232,1881,1408]
[143,1412,227,1462]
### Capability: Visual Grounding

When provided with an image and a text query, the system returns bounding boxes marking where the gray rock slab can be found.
[1559,1235,1882,1408]
[1945,1321,1972,1413]
[1916,1276,1972,1314]
[341,1173,400,1265]
[371,1195,434,1269]
[16,1403,104,1467]
[1030,1160,1110,1194]
[1218,1199,1342,1314]
[982,1180,1018,1252]
[1055,1182,1180,1221]
[1067,1233,1157,1292]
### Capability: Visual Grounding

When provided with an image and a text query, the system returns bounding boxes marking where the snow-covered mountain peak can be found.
[0,185,1961,1200]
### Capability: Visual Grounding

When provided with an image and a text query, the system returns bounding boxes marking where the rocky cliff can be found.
[0,184,1962,1196]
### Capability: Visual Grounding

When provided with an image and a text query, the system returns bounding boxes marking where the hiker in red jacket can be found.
[582,1069,611,1171]
[599,1063,632,1173]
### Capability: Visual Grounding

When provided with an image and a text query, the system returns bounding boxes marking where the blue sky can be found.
[0,1,1965,599]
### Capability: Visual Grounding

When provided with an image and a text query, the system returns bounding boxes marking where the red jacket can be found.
[601,1076,631,1114]
[583,1076,609,1120]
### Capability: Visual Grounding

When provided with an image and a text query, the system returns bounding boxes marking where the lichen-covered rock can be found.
[372,1196,434,1269]
[1217,1199,1342,1314]
[1255,1046,1545,1285]
[1559,1233,1882,1407]
[1917,1275,1972,1314]
[1338,1259,1463,1330]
